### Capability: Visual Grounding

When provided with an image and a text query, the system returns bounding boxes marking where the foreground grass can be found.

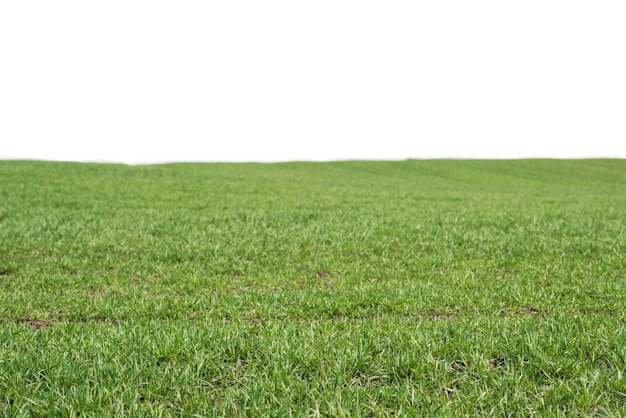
[0,159,625,416]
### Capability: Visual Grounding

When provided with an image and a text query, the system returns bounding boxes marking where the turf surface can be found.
[1,159,625,416]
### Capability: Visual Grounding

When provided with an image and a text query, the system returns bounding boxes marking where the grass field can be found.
[1,159,625,416]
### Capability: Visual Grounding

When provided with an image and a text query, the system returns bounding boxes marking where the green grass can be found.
[1,159,625,416]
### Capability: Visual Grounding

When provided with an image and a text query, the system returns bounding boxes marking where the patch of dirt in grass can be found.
[15,318,56,330]
[93,318,124,325]
[328,312,456,322]
[522,306,547,317]
[501,306,548,318]
[332,314,382,322]
[0,267,14,277]
[139,397,180,410]
[2,314,123,329]
[246,317,269,325]
[578,309,614,317]
[193,313,459,325]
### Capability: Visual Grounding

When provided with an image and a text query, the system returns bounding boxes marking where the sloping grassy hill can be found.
[1,160,625,416]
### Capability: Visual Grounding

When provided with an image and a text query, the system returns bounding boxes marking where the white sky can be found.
[1,1,625,164]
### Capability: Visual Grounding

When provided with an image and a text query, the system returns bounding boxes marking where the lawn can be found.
[1,159,625,416]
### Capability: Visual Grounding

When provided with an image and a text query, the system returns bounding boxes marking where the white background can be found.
[1,1,625,164]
